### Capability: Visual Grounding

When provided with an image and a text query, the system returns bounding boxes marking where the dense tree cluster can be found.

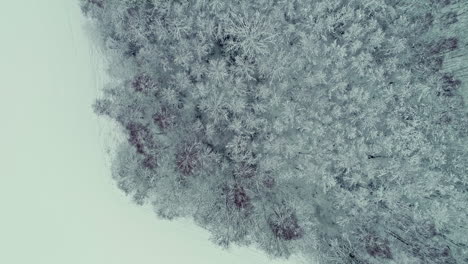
[81,0,468,263]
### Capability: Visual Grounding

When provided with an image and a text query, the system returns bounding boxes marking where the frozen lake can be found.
[0,1,305,263]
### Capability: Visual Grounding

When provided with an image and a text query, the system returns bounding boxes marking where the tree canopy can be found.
[82,0,468,263]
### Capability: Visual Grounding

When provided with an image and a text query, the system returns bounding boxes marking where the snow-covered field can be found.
[0,1,305,263]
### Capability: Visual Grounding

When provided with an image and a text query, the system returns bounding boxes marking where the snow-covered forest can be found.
[81,0,468,263]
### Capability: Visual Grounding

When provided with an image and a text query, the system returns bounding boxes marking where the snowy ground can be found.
[0,1,305,263]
